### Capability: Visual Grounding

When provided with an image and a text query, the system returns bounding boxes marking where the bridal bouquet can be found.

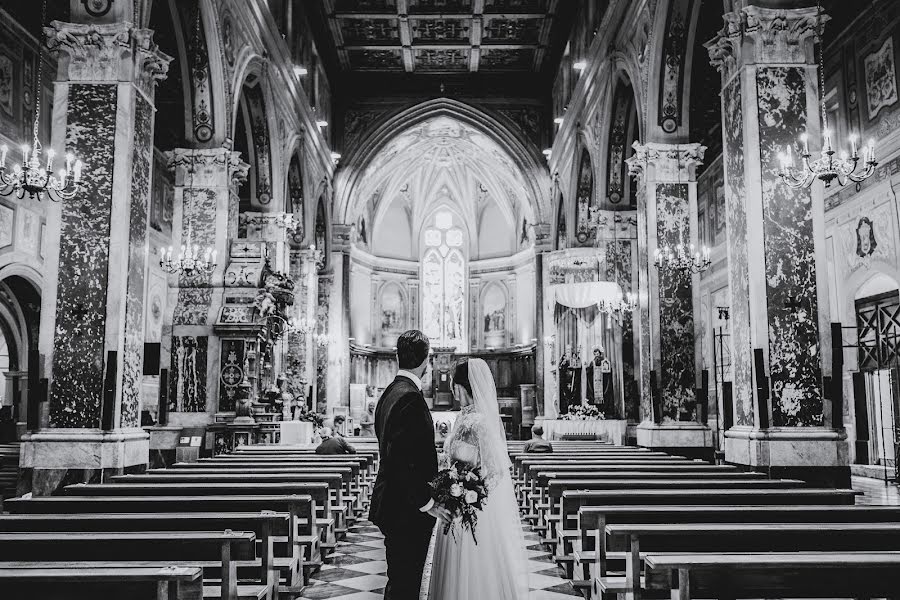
[429,461,488,544]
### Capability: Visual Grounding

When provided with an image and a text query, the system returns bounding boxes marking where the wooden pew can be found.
[606,522,900,600]
[113,472,354,534]
[0,512,299,591]
[0,564,203,600]
[549,487,857,580]
[575,504,900,583]
[0,531,258,600]
[161,464,366,515]
[641,551,900,600]
[521,466,758,518]
[64,481,336,546]
[4,494,323,582]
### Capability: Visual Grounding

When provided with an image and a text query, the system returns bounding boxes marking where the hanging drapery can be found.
[549,280,624,416]
[550,281,622,309]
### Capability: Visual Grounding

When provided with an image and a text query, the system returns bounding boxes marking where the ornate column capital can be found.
[706,6,824,75]
[44,20,172,93]
[331,224,352,253]
[165,148,249,188]
[532,222,553,252]
[626,142,706,183]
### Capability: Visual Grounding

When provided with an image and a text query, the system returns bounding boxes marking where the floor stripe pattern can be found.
[297,516,580,600]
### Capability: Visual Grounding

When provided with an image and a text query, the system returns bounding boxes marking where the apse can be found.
[347,114,538,353]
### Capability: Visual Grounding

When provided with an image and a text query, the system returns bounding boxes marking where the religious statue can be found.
[586,347,613,415]
[234,380,255,424]
[557,344,582,414]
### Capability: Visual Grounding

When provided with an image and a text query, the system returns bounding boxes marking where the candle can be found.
[868,139,876,163]
[0,144,7,167]
[46,149,55,170]
[849,134,858,158]
[73,160,83,182]
[800,133,810,156]
[211,249,218,265]
[21,144,30,165]
[823,128,832,152]
[65,153,73,175]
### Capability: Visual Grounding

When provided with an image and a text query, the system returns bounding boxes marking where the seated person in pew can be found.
[316,428,357,455]
[523,425,553,453]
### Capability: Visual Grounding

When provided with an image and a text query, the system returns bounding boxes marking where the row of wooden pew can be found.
[509,440,900,600]
[0,443,380,600]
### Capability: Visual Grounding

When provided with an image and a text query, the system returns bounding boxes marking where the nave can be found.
[2,436,898,600]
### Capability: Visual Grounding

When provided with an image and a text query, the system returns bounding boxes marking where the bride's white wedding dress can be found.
[426,359,528,600]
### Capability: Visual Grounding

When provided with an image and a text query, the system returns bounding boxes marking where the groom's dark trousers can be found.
[370,375,438,600]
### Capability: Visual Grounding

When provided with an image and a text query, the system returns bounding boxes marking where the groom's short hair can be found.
[397,330,430,369]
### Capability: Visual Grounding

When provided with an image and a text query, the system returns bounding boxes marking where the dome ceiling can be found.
[356,115,534,234]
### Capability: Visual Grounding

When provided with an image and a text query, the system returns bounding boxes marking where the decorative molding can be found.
[627,141,706,182]
[707,6,822,78]
[45,21,172,95]
[165,147,249,187]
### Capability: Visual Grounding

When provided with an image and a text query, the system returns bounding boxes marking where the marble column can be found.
[23,21,171,494]
[164,148,248,420]
[285,247,320,411]
[324,225,351,416]
[708,5,847,485]
[627,143,713,458]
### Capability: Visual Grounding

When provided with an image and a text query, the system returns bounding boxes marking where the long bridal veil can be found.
[427,358,529,600]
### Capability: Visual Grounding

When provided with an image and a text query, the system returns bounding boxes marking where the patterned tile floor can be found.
[297,517,580,600]
[853,475,900,505]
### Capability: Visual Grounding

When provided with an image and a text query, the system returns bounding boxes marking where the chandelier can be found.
[654,243,711,274]
[778,1,877,189]
[159,224,217,275]
[0,0,83,202]
[598,292,638,316]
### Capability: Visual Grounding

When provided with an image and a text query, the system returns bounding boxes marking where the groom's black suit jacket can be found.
[369,375,438,532]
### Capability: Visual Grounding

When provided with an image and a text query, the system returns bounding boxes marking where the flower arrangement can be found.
[429,461,488,544]
[560,403,605,421]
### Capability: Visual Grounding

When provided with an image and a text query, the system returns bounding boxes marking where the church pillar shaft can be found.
[165,149,247,418]
[628,143,713,457]
[24,20,170,494]
[285,247,319,410]
[709,4,847,483]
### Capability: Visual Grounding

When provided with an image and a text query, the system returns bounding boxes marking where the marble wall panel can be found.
[0,203,12,248]
[169,335,208,412]
[218,339,244,411]
[120,96,153,428]
[756,67,823,426]
[606,240,639,420]
[656,183,696,421]
[316,274,332,413]
[49,84,117,428]
[172,288,212,325]
[722,77,754,427]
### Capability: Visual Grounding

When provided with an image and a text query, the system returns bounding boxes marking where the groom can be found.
[370,329,449,599]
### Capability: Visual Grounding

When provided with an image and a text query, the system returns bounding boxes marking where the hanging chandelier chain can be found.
[816,0,827,135]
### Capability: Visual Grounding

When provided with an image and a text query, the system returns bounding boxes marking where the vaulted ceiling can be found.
[317,0,571,75]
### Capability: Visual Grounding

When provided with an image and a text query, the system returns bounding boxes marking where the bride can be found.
[426,358,528,600]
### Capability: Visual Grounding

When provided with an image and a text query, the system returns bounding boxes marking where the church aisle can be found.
[296,516,580,600]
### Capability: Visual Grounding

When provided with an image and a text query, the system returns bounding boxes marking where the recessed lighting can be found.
[331,152,342,162]
[573,61,587,72]
[542,148,552,157]
[554,116,564,125]
[316,120,328,128]
[293,65,308,77]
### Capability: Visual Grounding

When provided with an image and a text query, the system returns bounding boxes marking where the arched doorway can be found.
[0,276,40,439]
[853,273,900,474]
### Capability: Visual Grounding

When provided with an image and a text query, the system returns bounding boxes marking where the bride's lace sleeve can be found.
[450,412,510,491]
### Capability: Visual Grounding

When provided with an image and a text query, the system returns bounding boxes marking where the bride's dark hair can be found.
[452,360,473,396]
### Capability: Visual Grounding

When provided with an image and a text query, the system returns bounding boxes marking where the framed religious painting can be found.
[864,36,898,120]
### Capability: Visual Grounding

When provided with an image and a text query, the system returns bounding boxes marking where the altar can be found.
[539,418,627,445]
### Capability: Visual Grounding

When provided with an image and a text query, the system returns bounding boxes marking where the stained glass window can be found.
[422,211,466,351]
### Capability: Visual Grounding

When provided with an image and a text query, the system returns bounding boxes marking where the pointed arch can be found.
[334,98,550,225]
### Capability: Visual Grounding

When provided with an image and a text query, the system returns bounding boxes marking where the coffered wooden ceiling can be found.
[320,0,564,74]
